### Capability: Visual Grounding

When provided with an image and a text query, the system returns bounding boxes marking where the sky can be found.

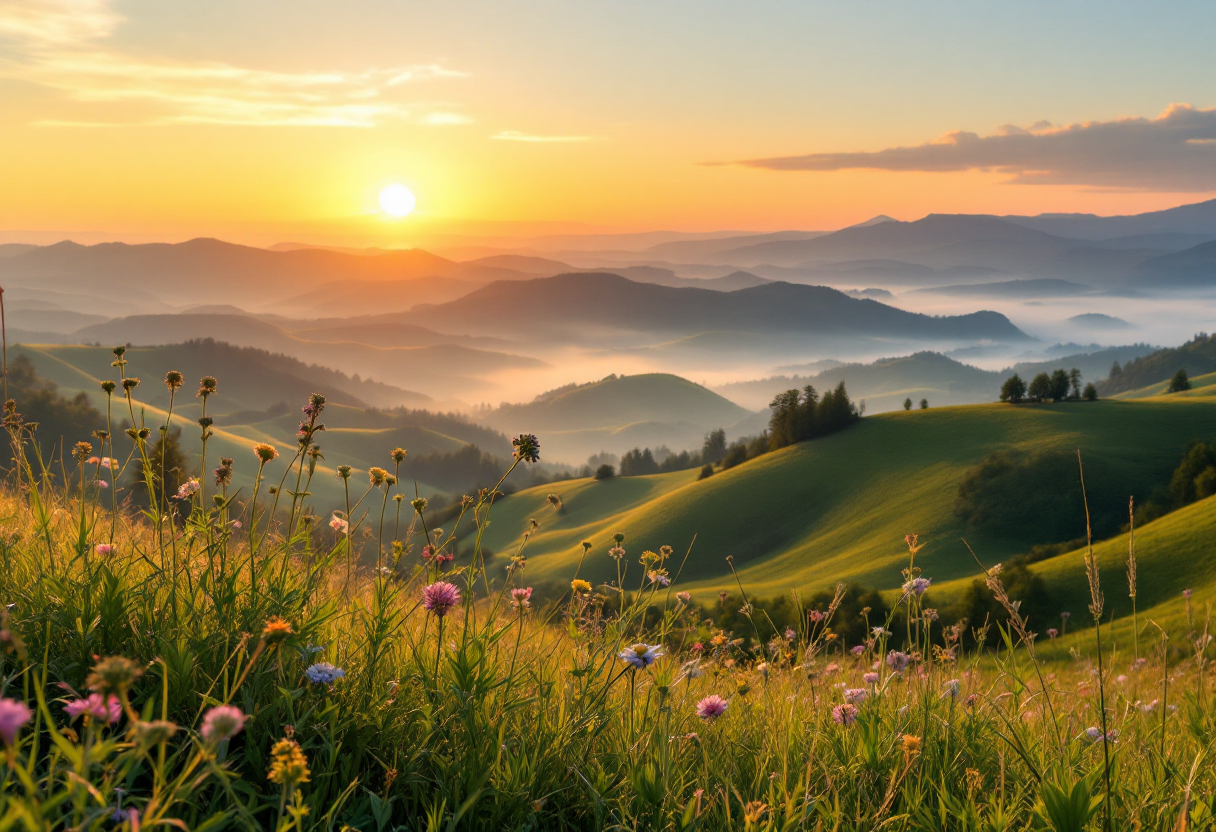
[4,0,1216,246]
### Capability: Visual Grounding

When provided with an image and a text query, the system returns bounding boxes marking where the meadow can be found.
[0,352,1214,830]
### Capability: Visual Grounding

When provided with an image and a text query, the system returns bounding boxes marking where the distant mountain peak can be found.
[847,214,898,229]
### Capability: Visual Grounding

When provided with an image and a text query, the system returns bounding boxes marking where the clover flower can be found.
[843,688,868,704]
[510,587,532,609]
[422,581,461,617]
[200,705,245,743]
[95,543,114,555]
[696,694,728,722]
[268,738,310,785]
[0,698,33,747]
[832,703,858,725]
[619,643,663,669]
[305,662,345,685]
[886,651,911,673]
[63,693,121,724]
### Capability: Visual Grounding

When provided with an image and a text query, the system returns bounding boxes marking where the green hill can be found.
[476,396,1216,599]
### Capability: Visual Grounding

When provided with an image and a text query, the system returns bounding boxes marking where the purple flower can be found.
[175,478,200,499]
[696,695,728,722]
[1084,727,1118,744]
[807,610,824,622]
[886,651,910,673]
[863,672,879,684]
[843,688,867,704]
[619,643,663,669]
[305,662,345,684]
[0,698,32,747]
[784,627,796,641]
[200,705,245,743]
[63,694,121,724]
[902,577,931,596]
[510,587,532,609]
[832,703,858,725]
[422,581,461,618]
[850,645,866,656]
[1046,628,1058,639]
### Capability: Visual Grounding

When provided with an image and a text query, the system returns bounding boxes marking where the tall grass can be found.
[0,349,1214,830]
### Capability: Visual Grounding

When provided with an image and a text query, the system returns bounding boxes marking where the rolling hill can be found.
[472,395,1216,599]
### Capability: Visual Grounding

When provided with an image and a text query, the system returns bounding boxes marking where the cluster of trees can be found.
[0,355,103,473]
[597,429,729,479]
[902,398,929,411]
[1135,439,1216,524]
[1000,368,1097,403]
[1101,333,1212,396]
[767,381,861,451]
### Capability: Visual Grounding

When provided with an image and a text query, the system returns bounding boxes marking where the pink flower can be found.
[329,514,348,533]
[422,581,461,618]
[886,651,910,672]
[0,698,32,746]
[677,591,692,604]
[200,705,245,743]
[690,642,703,653]
[832,703,858,725]
[850,645,866,656]
[696,695,728,722]
[824,663,840,674]
[1046,628,1058,639]
[784,627,796,641]
[510,587,532,609]
[807,610,824,622]
[98,480,109,489]
[86,456,100,465]
[863,672,879,684]
[63,694,121,724]
[175,478,200,499]
[232,521,242,529]
[95,544,114,556]
[843,688,868,704]
[100,458,115,470]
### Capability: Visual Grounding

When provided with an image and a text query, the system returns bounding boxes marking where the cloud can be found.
[732,104,1216,192]
[491,130,591,143]
[0,0,466,127]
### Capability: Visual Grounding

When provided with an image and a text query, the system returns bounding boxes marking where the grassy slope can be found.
[480,397,1216,601]
[1116,369,1216,400]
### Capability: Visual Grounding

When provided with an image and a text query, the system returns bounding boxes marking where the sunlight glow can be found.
[378,184,416,218]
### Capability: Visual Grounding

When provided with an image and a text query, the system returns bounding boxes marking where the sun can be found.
[378,184,416,218]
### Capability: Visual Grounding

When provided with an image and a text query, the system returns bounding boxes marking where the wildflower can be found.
[1138,699,1159,714]
[73,441,92,462]
[922,608,938,622]
[851,645,866,656]
[696,694,728,722]
[1083,727,1119,744]
[411,497,428,513]
[608,546,626,559]
[843,688,868,704]
[214,457,234,488]
[690,642,703,653]
[175,478,200,499]
[253,443,278,463]
[0,698,33,746]
[63,694,121,724]
[512,434,540,463]
[197,376,218,397]
[825,663,840,674]
[98,480,109,488]
[619,643,664,669]
[134,720,178,748]
[1060,611,1071,621]
[510,587,532,609]
[304,663,345,685]
[964,693,980,709]
[368,467,388,486]
[785,627,796,641]
[677,591,692,603]
[200,705,245,743]
[901,734,922,756]
[95,543,114,555]
[1115,674,1128,684]
[329,514,348,534]
[389,447,407,464]
[268,738,311,785]
[832,703,858,725]
[1134,657,1148,669]
[336,465,352,480]
[807,609,824,622]
[87,656,142,697]
[1047,628,1059,639]
[872,626,890,637]
[261,618,294,645]
[101,380,117,394]
[164,370,184,390]
[232,520,242,529]
[100,457,115,469]
[1183,588,1193,599]
[121,377,140,392]
[902,577,932,596]
[886,651,910,672]
[647,570,670,587]
[571,579,592,595]
[422,581,461,617]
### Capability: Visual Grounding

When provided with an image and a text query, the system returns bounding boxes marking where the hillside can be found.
[412,272,1028,342]
[1098,333,1216,395]
[473,396,1216,597]
[1131,238,1216,287]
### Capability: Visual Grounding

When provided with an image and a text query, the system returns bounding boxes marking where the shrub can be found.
[1169,368,1192,393]
[594,463,615,480]
[697,464,714,480]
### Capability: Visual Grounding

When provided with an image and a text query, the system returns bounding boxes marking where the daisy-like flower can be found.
[619,643,663,669]
[329,514,348,534]
[0,698,33,746]
[832,703,858,725]
[422,581,461,618]
[253,443,278,463]
[510,587,532,609]
[843,688,868,704]
[95,543,114,555]
[261,618,293,645]
[175,478,200,499]
[304,663,345,685]
[200,705,246,743]
[571,579,592,595]
[63,693,122,724]
[886,651,911,673]
[696,694,728,721]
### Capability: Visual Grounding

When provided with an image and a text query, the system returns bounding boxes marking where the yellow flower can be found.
[261,617,293,646]
[901,734,922,756]
[571,579,592,594]
[268,738,311,786]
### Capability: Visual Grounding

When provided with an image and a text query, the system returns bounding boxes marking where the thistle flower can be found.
[619,643,664,669]
[422,581,461,617]
[843,688,868,704]
[571,579,592,595]
[198,376,217,397]
[512,433,540,463]
[95,543,114,555]
[304,663,345,685]
[510,587,532,609]
[832,703,858,725]
[329,514,348,534]
[253,443,278,463]
[200,705,245,743]
[0,698,33,747]
[886,651,910,672]
[87,656,143,697]
[175,478,200,499]
[268,738,310,785]
[1047,628,1059,639]
[696,694,728,722]
[63,693,122,724]
[261,617,293,645]
[164,371,183,390]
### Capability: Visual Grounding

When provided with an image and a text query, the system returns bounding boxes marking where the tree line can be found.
[1000,367,1097,403]
[767,380,861,450]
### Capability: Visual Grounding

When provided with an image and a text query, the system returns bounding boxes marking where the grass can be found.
[477,398,1216,600]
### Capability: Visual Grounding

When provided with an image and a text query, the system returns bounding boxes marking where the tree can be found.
[1069,368,1082,399]
[1082,382,1098,401]
[1027,372,1053,401]
[594,464,615,480]
[1049,369,1071,402]
[619,448,659,476]
[919,399,928,410]
[1109,361,1122,378]
[999,374,1027,403]
[1169,368,1191,393]
[903,397,913,411]
[701,429,727,465]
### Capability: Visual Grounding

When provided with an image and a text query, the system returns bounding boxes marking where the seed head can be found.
[164,371,183,391]
[511,433,540,463]
[197,376,218,398]
[100,380,117,394]
[121,378,140,393]
[253,443,278,464]
[612,532,625,544]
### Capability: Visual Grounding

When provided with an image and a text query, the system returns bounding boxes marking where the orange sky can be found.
[2,1,1216,246]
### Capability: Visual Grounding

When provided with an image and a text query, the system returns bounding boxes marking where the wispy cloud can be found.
[1,0,467,127]
[732,104,1216,192]
[491,130,591,143]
